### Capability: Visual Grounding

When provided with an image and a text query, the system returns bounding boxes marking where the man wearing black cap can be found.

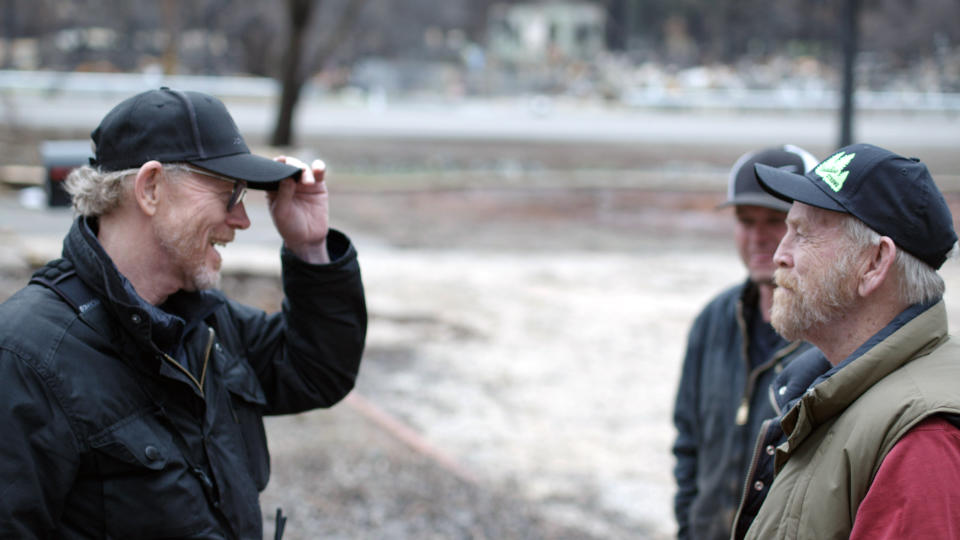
[672,145,817,540]
[736,144,960,539]
[0,88,367,538]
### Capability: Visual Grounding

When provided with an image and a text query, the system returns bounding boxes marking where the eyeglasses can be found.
[175,164,248,212]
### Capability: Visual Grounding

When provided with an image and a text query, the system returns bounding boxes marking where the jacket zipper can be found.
[734,295,802,425]
[160,326,215,396]
[736,342,798,425]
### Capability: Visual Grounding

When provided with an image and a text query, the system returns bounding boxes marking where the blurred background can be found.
[1,1,960,539]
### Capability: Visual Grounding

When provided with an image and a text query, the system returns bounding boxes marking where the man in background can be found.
[672,145,817,539]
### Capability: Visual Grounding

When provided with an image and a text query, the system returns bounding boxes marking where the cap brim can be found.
[716,193,792,212]
[191,153,301,190]
[754,163,846,212]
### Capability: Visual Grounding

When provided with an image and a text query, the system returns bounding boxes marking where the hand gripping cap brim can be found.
[191,152,301,190]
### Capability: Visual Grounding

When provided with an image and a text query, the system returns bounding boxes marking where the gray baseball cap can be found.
[718,145,818,212]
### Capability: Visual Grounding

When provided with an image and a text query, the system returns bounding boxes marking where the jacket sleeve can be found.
[229,229,367,415]
[0,349,80,538]
[850,416,960,540]
[672,312,706,540]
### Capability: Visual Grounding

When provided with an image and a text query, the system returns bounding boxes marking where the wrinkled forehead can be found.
[786,201,849,230]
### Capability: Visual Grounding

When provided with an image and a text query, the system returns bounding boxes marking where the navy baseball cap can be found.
[90,87,300,190]
[755,143,957,269]
[718,144,818,212]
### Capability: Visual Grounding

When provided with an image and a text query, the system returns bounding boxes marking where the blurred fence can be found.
[0,69,283,99]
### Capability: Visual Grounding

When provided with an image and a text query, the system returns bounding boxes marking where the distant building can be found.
[1,38,41,70]
[487,2,606,64]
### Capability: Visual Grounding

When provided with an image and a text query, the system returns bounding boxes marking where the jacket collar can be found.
[737,278,761,320]
[62,216,223,357]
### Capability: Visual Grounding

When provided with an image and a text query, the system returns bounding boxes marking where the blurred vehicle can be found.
[41,140,92,207]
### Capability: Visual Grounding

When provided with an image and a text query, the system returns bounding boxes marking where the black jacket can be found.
[0,217,367,539]
[672,280,810,540]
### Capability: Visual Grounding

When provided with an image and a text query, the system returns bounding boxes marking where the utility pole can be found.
[838,0,860,147]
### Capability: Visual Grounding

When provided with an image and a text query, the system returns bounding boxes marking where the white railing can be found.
[2,69,959,113]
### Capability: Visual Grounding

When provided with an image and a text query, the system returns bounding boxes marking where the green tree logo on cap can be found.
[816,151,856,192]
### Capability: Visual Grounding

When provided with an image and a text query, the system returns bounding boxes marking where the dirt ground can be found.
[210,198,739,540]
[5,121,960,539]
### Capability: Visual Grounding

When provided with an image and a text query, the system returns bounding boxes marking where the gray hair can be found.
[841,215,952,304]
[64,163,194,217]
[64,165,139,217]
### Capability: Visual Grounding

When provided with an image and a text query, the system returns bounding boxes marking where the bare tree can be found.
[271,0,369,147]
[1,0,15,69]
[160,0,180,75]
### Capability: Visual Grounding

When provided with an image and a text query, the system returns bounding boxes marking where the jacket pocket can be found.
[89,409,172,470]
[222,358,271,491]
[86,408,212,538]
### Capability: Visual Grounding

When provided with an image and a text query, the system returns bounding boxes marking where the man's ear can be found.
[859,236,897,297]
[133,161,164,216]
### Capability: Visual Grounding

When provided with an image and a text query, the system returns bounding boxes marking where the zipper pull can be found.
[735,399,749,425]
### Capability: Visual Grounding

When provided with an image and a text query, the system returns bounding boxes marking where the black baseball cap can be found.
[718,145,818,212]
[90,87,300,189]
[755,143,957,269]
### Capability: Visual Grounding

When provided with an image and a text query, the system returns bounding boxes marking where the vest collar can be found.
[779,301,948,458]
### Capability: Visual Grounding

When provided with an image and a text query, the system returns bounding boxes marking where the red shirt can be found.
[851,416,960,539]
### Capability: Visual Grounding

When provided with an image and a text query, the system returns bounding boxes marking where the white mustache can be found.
[773,269,797,291]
